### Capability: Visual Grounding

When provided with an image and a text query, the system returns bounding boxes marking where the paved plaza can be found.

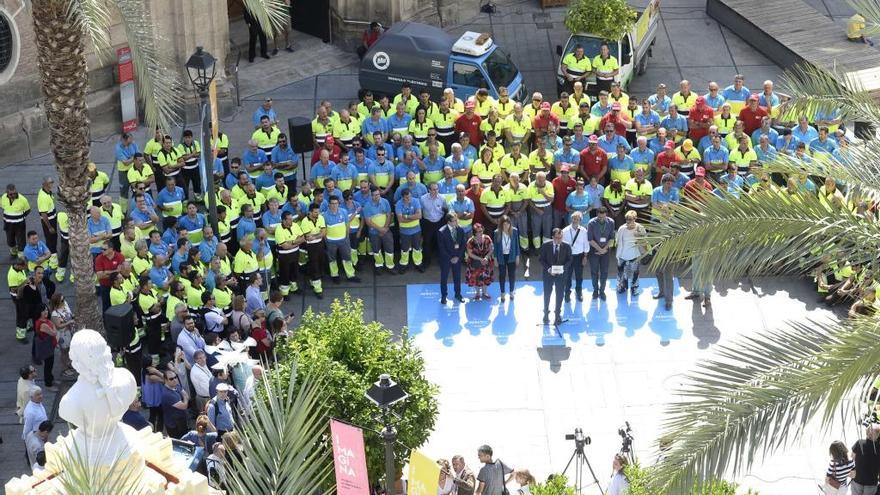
[0,0,865,489]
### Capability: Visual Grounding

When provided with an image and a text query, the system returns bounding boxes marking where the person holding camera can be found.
[476,444,513,495]
[451,455,477,495]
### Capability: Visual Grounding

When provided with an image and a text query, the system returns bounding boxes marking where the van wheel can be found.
[637,55,648,76]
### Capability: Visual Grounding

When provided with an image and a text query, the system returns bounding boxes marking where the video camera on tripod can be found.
[565,428,591,452]
[618,421,636,464]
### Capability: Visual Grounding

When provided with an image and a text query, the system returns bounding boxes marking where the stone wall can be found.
[329,0,480,50]
[0,0,231,165]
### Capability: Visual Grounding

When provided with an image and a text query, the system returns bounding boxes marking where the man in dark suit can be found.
[437,212,466,304]
[539,228,573,325]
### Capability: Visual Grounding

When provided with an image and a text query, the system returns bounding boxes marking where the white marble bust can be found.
[58,329,138,465]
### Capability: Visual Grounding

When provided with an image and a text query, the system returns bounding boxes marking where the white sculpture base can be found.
[4,425,214,495]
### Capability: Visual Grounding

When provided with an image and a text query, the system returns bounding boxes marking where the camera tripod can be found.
[561,442,604,495]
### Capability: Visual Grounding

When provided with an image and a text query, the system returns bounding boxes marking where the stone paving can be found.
[0,0,864,488]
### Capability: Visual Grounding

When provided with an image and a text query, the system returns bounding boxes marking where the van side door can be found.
[619,34,635,90]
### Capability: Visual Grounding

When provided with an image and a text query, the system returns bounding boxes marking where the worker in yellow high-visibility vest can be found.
[323,196,361,282]
[1,183,30,258]
[300,204,327,298]
[592,43,619,95]
[37,176,58,255]
[8,258,28,340]
[55,210,70,282]
[561,44,592,94]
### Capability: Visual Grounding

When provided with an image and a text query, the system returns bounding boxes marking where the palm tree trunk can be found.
[32,0,103,332]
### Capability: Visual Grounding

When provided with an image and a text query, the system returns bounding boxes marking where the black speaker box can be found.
[104,303,135,350]
[288,117,314,153]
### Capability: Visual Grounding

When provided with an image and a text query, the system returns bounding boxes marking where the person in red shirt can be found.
[578,135,608,183]
[738,95,768,135]
[94,240,124,311]
[357,22,383,59]
[687,96,714,143]
[532,102,560,141]
[654,140,686,182]
[466,177,488,227]
[551,165,577,228]
[310,136,342,165]
[598,102,631,137]
[682,166,715,205]
[455,101,482,147]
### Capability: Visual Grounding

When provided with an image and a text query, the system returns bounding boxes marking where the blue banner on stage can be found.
[406,279,684,347]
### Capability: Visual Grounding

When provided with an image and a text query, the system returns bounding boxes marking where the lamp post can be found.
[184,46,219,235]
[365,374,408,495]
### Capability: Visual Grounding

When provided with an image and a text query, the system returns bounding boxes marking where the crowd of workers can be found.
[4,53,880,489]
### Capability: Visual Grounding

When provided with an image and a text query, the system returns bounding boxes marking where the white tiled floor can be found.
[409,279,847,493]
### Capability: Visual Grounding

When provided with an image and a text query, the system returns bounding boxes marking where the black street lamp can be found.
[184,46,219,235]
[365,374,408,495]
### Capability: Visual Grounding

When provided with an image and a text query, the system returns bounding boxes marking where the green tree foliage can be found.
[564,0,637,41]
[625,464,759,495]
[275,294,440,484]
[531,474,576,495]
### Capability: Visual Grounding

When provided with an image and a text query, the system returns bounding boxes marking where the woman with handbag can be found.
[465,223,495,300]
[824,440,855,494]
[49,293,76,380]
[493,216,520,301]
[32,305,58,391]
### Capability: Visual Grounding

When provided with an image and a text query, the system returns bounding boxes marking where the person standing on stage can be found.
[539,228,572,325]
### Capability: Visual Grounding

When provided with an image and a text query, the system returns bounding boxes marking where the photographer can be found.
[476,444,513,495]
[451,455,476,495]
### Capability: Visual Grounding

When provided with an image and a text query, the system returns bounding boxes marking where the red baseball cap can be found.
[560,164,570,172]
[664,140,675,150]
[748,94,759,102]
[588,135,599,143]
[465,100,475,109]
[611,102,622,110]
[695,166,706,177]
[540,102,552,110]
[325,136,335,145]
[695,96,706,104]
[470,176,481,185]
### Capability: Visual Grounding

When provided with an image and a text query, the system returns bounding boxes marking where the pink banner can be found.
[330,419,370,495]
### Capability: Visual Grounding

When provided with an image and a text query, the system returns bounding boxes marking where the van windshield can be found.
[563,36,611,60]
[482,47,518,88]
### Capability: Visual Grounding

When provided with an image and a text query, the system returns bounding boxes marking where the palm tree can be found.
[29,0,288,329]
[643,4,880,488]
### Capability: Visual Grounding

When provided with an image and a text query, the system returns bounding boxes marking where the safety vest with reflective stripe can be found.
[101,203,124,237]
[37,189,56,221]
[323,210,348,241]
[57,212,69,240]
[300,215,326,244]
[1,193,30,224]
[275,223,304,254]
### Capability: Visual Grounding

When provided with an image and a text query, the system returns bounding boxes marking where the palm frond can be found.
[241,0,291,37]
[114,0,183,130]
[849,0,880,37]
[778,63,880,125]
[758,151,880,204]
[67,0,112,58]
[651,316,880,493]
[53,423,144,494]
[646,187,880,287]
[224,360,333,494]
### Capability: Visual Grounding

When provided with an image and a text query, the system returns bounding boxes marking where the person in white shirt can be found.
[562,211,590,302]
[22,387,47,441]
[615,210,646,297]
[606,454,630,495]
[16,365,37,424]
[242,365,263,416]
[201,292,227,335]
[189,350,213,413]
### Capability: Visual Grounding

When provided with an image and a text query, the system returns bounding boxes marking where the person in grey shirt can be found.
[476,444,513,495]
[419,182,447,267]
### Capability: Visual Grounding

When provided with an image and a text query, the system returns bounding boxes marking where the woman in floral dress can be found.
[465,223,495,299]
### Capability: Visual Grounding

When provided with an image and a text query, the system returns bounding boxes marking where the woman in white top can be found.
[49,293,77,379]
[437,458,454,495]
[513,469,536,495]
[493,215,521,301]
[615,210,646,297]
[607,453,630,495]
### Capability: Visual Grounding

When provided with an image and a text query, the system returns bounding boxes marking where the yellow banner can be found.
[407,450,439,495]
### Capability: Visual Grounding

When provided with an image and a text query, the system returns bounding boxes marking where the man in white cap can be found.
[207,383,235,437]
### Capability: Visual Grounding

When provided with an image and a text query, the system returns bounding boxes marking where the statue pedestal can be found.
[4,425,214,495]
